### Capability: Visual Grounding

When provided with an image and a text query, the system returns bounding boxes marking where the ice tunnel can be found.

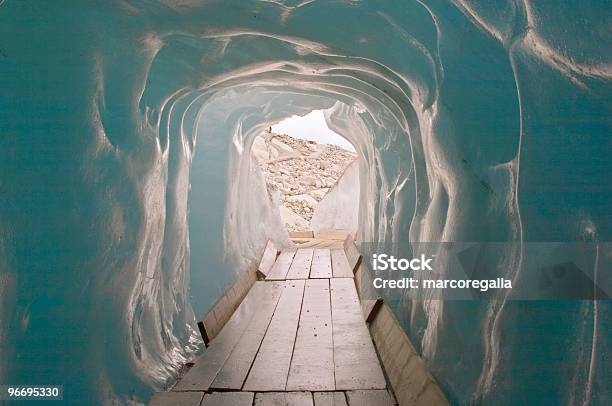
[0,1,610,404]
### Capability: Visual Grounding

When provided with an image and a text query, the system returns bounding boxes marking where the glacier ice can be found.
[310,159,360,231]
[0,0,610,404]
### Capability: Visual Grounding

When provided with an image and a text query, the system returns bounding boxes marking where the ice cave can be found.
[0,1,610,405]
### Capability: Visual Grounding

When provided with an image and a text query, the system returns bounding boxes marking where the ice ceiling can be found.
[1,0,610,404]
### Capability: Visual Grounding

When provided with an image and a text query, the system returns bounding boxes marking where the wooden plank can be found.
[243,280,306,391]
[362,298,383,323]
[343,236,362,274]
[315,229,352,240]
[289,231,315,238]
[197,320,211,347]
[199,270,257,345]
[258,240,278,277]
[331,278,386,390]
[211,281,284,389]
[293,239,345,249]
[345,390,395,406]
[266,250,296,280]
[286,248,314,279]
[149,392,204,406]
[331,249,353,278]
[202,392,254,406]
[286,279,335,391]
[313,392,348,406]
[370,304,449,406]
[310,249,332,279]
[255,392,313,406]
[173,282,271,391]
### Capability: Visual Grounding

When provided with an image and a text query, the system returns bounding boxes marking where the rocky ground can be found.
[252,131,357,232]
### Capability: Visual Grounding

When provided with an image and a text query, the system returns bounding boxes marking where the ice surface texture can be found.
[0,1,610,404]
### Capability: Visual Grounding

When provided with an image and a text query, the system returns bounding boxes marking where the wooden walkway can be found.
[289,229,353,249]
[150,246,395,406]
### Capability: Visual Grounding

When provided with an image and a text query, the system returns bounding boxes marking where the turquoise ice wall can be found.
[0,1,610,404]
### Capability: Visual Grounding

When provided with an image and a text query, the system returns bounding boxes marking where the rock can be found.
[271,138,295,155]
[308,190,324,200]
[280,205,309,229]
[286,194,318,206]
[251,136,269,162]
[300,175,317,186]
[253,132,357,231]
